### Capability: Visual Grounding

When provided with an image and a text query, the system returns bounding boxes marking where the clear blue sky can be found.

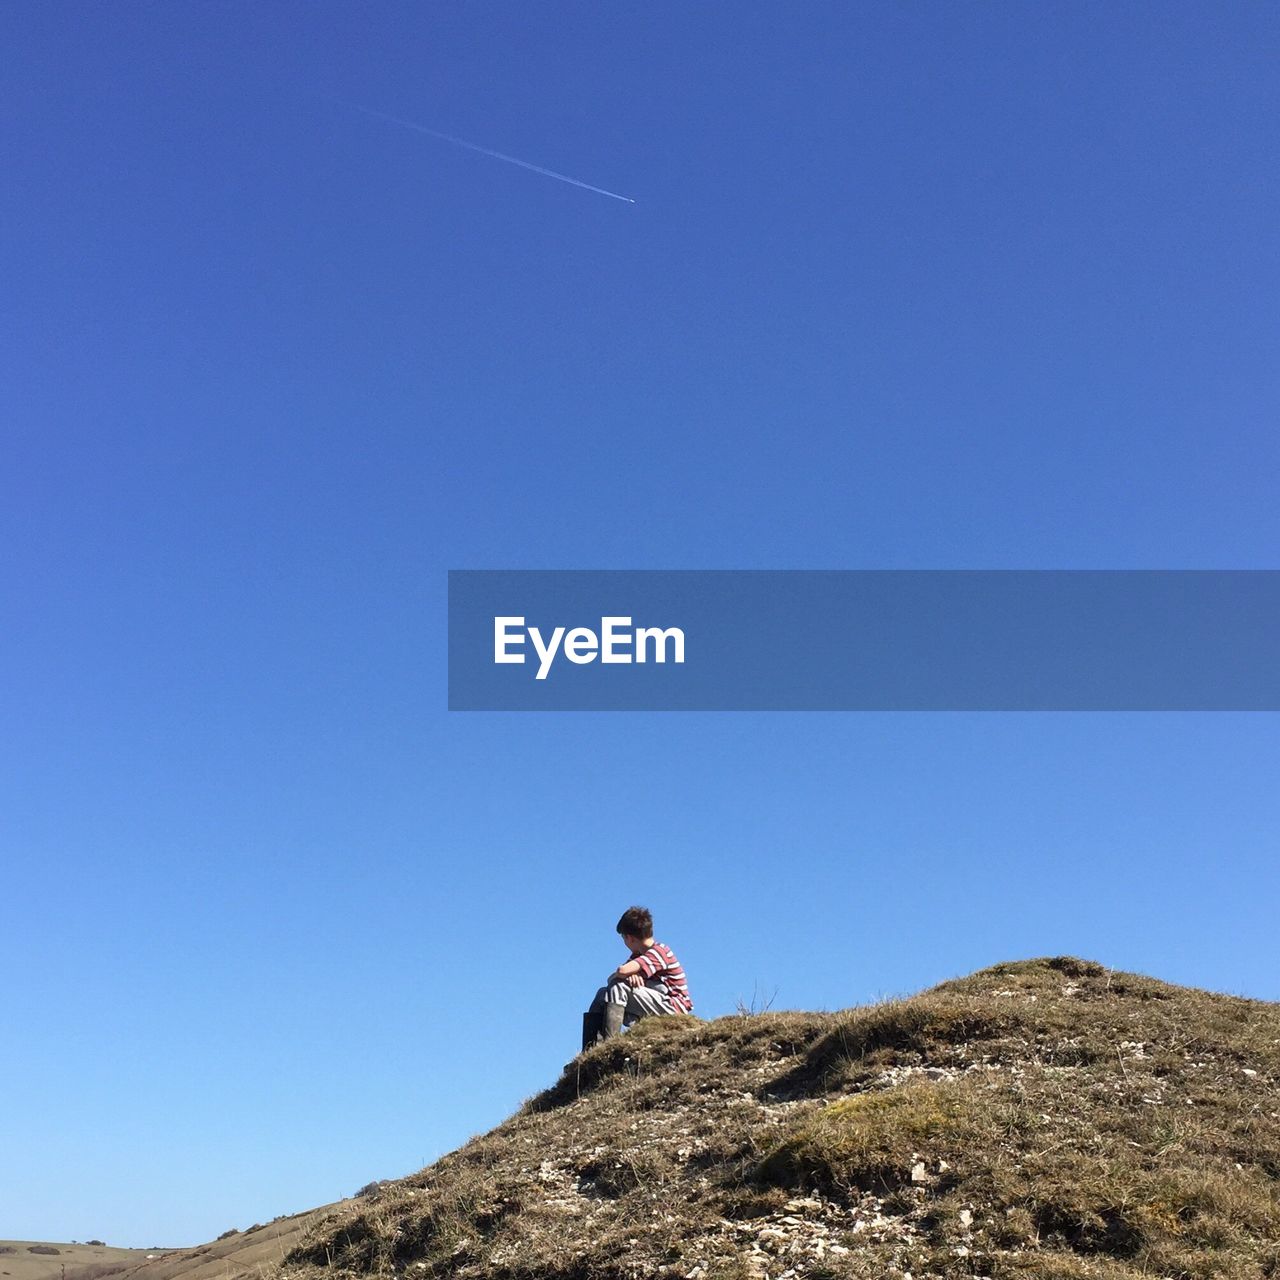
[3,0,1277,1249]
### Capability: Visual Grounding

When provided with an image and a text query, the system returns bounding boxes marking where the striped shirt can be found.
[634,941,693,1012]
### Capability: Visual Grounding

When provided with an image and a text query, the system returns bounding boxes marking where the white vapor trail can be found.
[352,104,636,204]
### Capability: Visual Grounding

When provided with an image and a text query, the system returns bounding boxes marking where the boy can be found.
[581,906,693,1050]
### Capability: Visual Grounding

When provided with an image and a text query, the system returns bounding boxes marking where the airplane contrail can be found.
[351,103,636,204]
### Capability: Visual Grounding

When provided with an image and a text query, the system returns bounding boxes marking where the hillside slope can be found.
[57,1209,343,1280]
[1,1242,161,1280]
[278,959,1279,1280]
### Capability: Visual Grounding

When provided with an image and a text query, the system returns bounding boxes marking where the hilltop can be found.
[71,959,1280,1280]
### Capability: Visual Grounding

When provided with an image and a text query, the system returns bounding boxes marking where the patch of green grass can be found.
[756,1078,984,1193]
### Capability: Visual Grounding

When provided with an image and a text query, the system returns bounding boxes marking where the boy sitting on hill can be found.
[581,905,693,1050]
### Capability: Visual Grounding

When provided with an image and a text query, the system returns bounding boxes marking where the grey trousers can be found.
[590,978,678,1026]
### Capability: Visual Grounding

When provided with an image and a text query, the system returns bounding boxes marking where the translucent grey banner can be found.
[447,571,1280,711]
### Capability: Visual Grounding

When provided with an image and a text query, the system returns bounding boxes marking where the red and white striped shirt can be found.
[634,941,693,1012]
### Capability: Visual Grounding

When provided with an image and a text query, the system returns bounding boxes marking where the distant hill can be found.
[25,1207,341,1280]
[38,958,1280,1279]
[0,1242,158,1280]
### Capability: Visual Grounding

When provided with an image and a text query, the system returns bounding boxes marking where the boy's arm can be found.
[615,946,662,981]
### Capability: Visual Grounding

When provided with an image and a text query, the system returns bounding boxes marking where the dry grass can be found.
[0,1243,160,1280]
[276,958,1280,1280]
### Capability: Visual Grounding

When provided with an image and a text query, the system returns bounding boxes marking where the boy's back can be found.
[631,938,693,1011]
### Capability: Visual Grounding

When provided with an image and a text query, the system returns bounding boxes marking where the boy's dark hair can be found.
[616,906,653,939]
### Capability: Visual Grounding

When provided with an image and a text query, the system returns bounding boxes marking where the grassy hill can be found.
[49,959,1280,1280]
[42,1209,344,1280]
[278,958,1279,1280]
[0,1242,160,1280]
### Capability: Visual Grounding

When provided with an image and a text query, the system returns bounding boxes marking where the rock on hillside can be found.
[278,958,1279,1279]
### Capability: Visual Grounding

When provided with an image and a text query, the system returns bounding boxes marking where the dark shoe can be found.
[581,1009,604,1051]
